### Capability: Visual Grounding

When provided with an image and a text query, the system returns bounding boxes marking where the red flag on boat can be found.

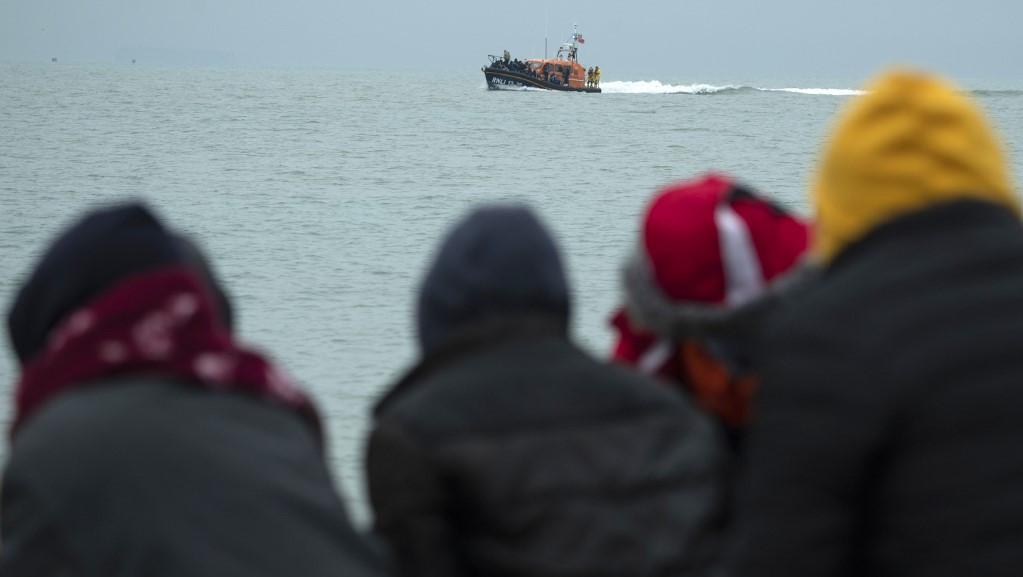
[577,35,585,44]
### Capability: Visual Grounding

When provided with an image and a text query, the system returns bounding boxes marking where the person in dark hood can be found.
[1,203,387,577]
[367,204,727,577]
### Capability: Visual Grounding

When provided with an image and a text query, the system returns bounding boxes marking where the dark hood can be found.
[416,205,570,354]
[8,202,233,365]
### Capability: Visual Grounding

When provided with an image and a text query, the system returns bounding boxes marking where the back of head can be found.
[614,174,809,431]
[417,205,570,354]
[637,173,809,315]
[813,70,1019,262]
[7,203,232,365]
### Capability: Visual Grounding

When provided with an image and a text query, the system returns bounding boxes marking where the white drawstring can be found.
[637,339,673,375]
[714,203,765,307]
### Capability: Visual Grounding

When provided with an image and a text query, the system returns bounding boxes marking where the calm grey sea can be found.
[3,63,1023,520]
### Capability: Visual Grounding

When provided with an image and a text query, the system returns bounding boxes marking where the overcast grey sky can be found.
[2,0,1020,84]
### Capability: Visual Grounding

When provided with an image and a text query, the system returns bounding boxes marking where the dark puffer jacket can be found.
[367,205,727,577]
[2,378,387,577]
[731,201,1023,577]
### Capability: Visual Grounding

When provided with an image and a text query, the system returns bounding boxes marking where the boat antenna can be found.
[544,4,548,60]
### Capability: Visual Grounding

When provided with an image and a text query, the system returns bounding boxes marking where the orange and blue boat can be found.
[483,26,601,93]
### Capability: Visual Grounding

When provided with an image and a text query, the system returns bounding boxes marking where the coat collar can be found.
[825,199,1021,273]
[374,315,567,416]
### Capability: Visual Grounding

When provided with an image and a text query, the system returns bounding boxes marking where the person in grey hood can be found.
[1,203,387,577]
[366,204,728,577]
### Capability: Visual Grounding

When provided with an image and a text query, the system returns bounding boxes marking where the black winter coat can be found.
[1,378,388,577]
[731,200,1023,577]
[367,318,727,577]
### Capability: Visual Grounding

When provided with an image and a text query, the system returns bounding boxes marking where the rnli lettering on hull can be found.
[483,69,601,93]
[487,73,541,90]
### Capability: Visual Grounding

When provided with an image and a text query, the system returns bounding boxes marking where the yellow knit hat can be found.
[812,70,1019,262]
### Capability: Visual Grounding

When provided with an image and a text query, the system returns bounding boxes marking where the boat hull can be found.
[483,67,601,93]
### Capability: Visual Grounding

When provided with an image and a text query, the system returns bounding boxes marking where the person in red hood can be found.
[611,173,809,445]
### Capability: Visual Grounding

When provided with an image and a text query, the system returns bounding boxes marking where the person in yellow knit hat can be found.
[731,70,1023,577]
[811,71,1018,262]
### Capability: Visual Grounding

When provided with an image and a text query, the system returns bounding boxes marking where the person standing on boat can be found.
[367,205,727,577]
[593,66,602,86]
[586,67,594,87]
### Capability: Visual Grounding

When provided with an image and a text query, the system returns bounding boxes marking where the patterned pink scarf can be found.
[13,266,320,439]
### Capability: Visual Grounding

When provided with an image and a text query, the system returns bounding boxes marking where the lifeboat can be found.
[483,26,601,93]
